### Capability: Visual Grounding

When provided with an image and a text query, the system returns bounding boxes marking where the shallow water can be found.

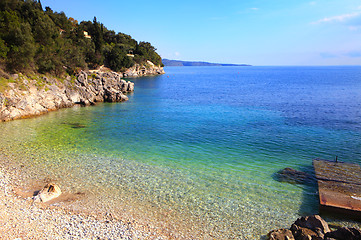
[1,66,361,239]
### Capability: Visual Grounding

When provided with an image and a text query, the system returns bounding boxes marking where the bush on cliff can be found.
[0,0,163,76]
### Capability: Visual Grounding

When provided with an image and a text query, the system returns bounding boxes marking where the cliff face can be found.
[123,63,165,77]
[0,71,134,121]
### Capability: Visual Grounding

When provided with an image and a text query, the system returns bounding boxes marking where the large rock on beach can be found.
[34,183,62,203]
[291,224,322,240]
[294,215,330,235]
[265,215,357,240]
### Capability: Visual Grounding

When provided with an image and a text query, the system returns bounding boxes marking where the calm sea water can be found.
[1,66,361,239]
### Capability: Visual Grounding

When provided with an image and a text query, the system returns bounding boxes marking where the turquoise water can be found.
[1,66,361,238]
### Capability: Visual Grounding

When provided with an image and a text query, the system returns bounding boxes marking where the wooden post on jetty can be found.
[313,158,361,219]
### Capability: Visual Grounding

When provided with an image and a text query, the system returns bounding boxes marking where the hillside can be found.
[0,0,165,121]
[162,59,251,67]
[0,0,163,77]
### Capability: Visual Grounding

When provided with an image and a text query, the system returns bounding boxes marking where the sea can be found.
[1,66,361,239]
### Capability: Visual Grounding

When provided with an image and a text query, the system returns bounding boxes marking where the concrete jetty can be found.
[313,159,361,218]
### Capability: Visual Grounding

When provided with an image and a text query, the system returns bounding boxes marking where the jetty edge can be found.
[313,158,361,219]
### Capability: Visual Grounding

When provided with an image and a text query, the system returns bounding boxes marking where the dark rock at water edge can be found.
[267,215,361,240]
[325,227,361,240]
[294,215,330,234]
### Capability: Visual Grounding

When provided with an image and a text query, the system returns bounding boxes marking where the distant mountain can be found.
[162,59,251,67]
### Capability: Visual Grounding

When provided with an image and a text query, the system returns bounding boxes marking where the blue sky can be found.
[41,0,361,66]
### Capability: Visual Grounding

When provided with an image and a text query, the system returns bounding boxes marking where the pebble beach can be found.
[0,156,169,240]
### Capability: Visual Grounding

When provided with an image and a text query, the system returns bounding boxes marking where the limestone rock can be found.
[127,81,134,92]
[76,71,88,86]
[34,183,62,203]
[0,93,4,108]
[267,228,295,240]
[0,64,145,121]
[120,80,128,93]
[65,89,81,103]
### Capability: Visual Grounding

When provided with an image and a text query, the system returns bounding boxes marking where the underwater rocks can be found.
[0,71,135,121]
[267,215,360,240]
[277,167,316,185]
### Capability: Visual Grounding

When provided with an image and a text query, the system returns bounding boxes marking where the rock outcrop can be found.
[123,63,165,77]
[0,71,135,121]
[267,215,360,240]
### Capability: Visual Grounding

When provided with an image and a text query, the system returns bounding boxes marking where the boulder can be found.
[117,92,128,101]
[325,227,361,240]
[104,87,115,102]
[127,81,134,92]
[34,183,62,203]
[294,215,330,235]
[291,224,322,240]
[267,229,295,240]
[120,80,128,92]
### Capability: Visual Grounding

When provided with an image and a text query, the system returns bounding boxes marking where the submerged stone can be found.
[62,122,87,128]
[276,167,316,185]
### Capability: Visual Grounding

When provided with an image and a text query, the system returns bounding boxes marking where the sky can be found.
[40,0,361,66]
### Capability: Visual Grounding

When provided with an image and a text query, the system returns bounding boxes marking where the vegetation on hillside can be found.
[0,0,163,77]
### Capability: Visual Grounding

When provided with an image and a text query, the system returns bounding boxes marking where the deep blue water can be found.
[1,66,361,238]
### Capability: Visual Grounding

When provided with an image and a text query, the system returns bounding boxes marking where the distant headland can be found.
[162,59,251,67]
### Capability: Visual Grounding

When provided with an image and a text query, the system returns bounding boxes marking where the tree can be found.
[0,0,163,75]
[135,41,162,66]
[0,10,36,72]
[0,38,8,59]
[105,45,134,72]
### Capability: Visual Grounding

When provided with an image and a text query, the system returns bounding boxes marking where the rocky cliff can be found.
[123,62,165,77]
[0,71,135,121]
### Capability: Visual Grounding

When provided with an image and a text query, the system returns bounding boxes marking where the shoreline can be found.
[0,151,172,239]
[0,145,204,239]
